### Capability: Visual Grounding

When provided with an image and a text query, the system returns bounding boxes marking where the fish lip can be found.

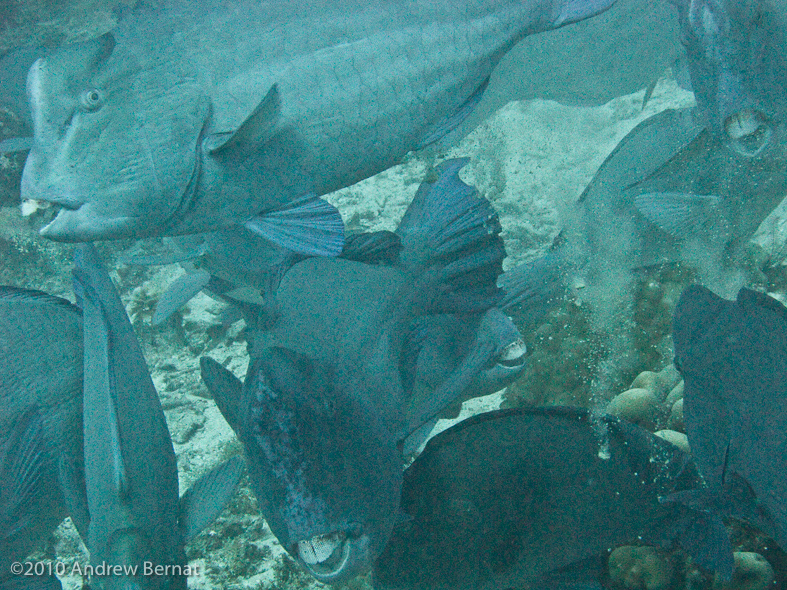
[723,109,773,158]
[38,201,138,242]
[294,531,361,582]
[39,194,84,211]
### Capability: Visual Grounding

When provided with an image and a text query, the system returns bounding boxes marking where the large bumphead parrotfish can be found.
[0,286,84,590]
[21,0,614,244]
[373,406,734,590]
[72,243,243,590]
[200,159,531,584]
[571,0,787,284]
[672,285,787,552]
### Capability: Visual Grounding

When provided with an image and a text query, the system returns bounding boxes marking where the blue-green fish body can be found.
[21,0,613,242]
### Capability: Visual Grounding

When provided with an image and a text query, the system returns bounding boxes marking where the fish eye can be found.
[80,88,104,111]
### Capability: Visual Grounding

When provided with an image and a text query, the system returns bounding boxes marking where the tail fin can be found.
[396,158,505,313]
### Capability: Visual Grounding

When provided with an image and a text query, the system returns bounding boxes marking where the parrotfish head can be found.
[467,308,529,398]
[241,348,402,584]
[21,33,210,241]
[682,0,782,156]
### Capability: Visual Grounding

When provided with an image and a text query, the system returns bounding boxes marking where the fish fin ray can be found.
[498,248,565,324]
[153,269,212,325]
[396,158,504,313]
[244,195,345,257]
[340,230,402,265]
[416,78,489,149]
[0,286,80,314]
[634,192,723,238]
[179,455,245,543]
[402,310,500,434]
[0,410,55,539]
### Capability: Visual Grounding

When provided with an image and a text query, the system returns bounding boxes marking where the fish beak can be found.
[724,109,773,157]
[19,198,52,217]
[36,200,137,241]
[294,530,370,583]
[498,338,527,368]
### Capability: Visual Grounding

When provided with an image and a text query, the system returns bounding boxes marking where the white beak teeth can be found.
[724,109,772,157]
[725,109,760,140]
[20,198,51,217]
[499,338,527,366]
[298,532,342,565]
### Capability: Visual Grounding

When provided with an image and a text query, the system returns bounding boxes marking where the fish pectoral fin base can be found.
[244,195,345,257]
[178,454,245,543]
[206,84,281,155]
[153,269,212,325]
[200,356,244,432]
[396,158,505,314]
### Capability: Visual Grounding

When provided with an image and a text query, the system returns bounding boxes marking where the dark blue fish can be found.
[373,406,734,590]
[201,159,532,583]
[0,286,84,590]
[571,0,787,282]
[672,285,787,551]
[72,244,243,590]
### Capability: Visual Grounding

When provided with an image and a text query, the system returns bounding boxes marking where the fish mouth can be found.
[295,531,353,581]
[724,109,772,157]
[29,198,137,242]
[498,338,527,368]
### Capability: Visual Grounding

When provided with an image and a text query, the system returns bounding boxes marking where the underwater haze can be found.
[1,0,787,589]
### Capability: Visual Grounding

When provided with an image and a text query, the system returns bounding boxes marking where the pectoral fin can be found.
[243,194,345,257]
[206,84,281,155]
[634,192,724,238]
[200,356,244,432]
[178,455,245,543]
[152,269,212,325]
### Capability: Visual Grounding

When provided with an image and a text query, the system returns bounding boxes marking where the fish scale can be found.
[21,0,614,242]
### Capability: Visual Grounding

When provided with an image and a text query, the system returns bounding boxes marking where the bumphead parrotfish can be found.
[672,285,787,552]
[0,286,83,590]
[21,0,614,243]
[570,0,787,285]
[373,406,735,590]
[200,159,531,584]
